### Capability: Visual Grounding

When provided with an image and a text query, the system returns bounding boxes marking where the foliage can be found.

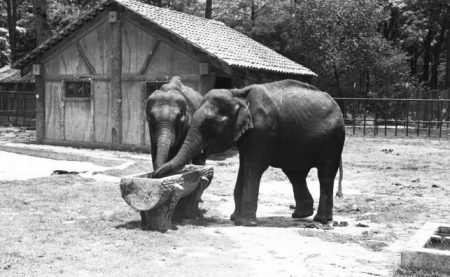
[0,0,448,96]
[0,27,10,67]
[213,0,414,97]
[381,0,450,88]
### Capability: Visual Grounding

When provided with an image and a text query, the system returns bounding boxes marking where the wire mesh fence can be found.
[335,97,450,139]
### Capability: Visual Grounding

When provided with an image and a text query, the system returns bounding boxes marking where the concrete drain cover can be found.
[401,222,450,274]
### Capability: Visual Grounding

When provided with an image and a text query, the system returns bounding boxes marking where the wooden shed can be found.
[13,0,316,151]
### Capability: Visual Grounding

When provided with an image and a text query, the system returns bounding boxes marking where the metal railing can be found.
[0,91,36,127]
[335,97,450,138]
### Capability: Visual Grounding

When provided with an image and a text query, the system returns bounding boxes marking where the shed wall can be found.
[41,13,204,150]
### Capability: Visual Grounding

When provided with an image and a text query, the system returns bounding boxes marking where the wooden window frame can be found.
[63,80,92,101]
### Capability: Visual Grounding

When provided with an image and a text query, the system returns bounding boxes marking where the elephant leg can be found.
[314,162,339,224]
[282,169,313,219]
[230,166,244,222]
[234,155,268,227]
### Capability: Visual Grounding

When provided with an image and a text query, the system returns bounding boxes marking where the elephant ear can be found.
[233,97,254,141]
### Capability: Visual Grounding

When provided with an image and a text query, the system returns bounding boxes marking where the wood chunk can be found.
[120,165,214,232]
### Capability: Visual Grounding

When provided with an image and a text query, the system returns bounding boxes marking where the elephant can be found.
[145,76,205,170]
[153,79,345,226]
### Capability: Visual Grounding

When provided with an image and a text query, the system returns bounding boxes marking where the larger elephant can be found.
[145,76,204,170]
[153,80,345,226]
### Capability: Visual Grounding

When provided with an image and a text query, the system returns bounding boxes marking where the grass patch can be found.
[335,195,426,224]
[394,266,444,277]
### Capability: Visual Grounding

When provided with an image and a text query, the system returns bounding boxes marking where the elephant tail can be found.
[336,157,344,198]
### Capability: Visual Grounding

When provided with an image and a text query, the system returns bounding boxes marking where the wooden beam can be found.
[109,13,122,145]
[60,81,65,140]
[90,80,95,143]
[75,40,96,75]
[44,74,109,81]
[140,81,147,146]
[121,73,199,82]
[138,40,161,75]
[34,68,45,143]
[44,73,199,82]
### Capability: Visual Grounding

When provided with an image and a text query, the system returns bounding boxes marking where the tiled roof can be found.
[14,0,316,76]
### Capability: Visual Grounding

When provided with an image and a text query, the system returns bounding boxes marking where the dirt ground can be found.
[0,131,449,276]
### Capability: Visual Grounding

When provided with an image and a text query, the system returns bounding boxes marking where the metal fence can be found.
[335,98,450,138]
[0,91,36,127]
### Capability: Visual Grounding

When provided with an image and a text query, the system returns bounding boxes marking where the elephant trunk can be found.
[153,125,203,177]
[154,125,175,170]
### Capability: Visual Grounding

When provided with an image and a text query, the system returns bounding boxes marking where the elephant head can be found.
[146,77,193,170]
[153,87,253,177]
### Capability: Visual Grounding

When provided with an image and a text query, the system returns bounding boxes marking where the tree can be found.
[205,0,212,19]
[383,0,450,89]
[32,0,50,44]
[4,0,17,62]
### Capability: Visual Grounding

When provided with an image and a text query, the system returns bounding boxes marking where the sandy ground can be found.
[0,134,449,277]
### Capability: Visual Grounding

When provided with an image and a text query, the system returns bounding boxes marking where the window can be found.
[65,81,91,98]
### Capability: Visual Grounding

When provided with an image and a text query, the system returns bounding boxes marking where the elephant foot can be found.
[230,211,237,221]
[234,215,257,227]
[313,213,333,224]
[292,208,314,219]
[291,200,314,219]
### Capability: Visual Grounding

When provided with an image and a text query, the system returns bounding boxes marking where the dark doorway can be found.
[215,77,232,89]
[145,81,166,98]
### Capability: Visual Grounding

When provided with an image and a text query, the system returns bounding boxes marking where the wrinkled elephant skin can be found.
[154,80,345,226]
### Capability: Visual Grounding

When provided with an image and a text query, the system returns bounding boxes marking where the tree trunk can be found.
[422,29,435,84]
[120,165,214,232]
[446,29,450,88]
[446,20,450,88]
[5,0,17,62]
[410,49,418,77]
[32,0,51,45]
[430,24,446,89]
[251,0,255,24]
[365,69,370,96]
[334,67,343,97]
[205,0,212,19]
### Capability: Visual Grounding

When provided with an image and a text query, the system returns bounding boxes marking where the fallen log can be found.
[120,165,214,232]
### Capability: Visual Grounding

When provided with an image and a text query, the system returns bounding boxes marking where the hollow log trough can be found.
[120,165,214,232]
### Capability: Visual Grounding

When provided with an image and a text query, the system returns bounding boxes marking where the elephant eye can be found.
[216,115,229,125]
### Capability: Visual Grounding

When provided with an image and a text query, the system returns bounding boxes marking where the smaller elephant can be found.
[143,77,206,227]
[145,76,205,170]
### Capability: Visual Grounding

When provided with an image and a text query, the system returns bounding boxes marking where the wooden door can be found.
[63,81,93,142]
